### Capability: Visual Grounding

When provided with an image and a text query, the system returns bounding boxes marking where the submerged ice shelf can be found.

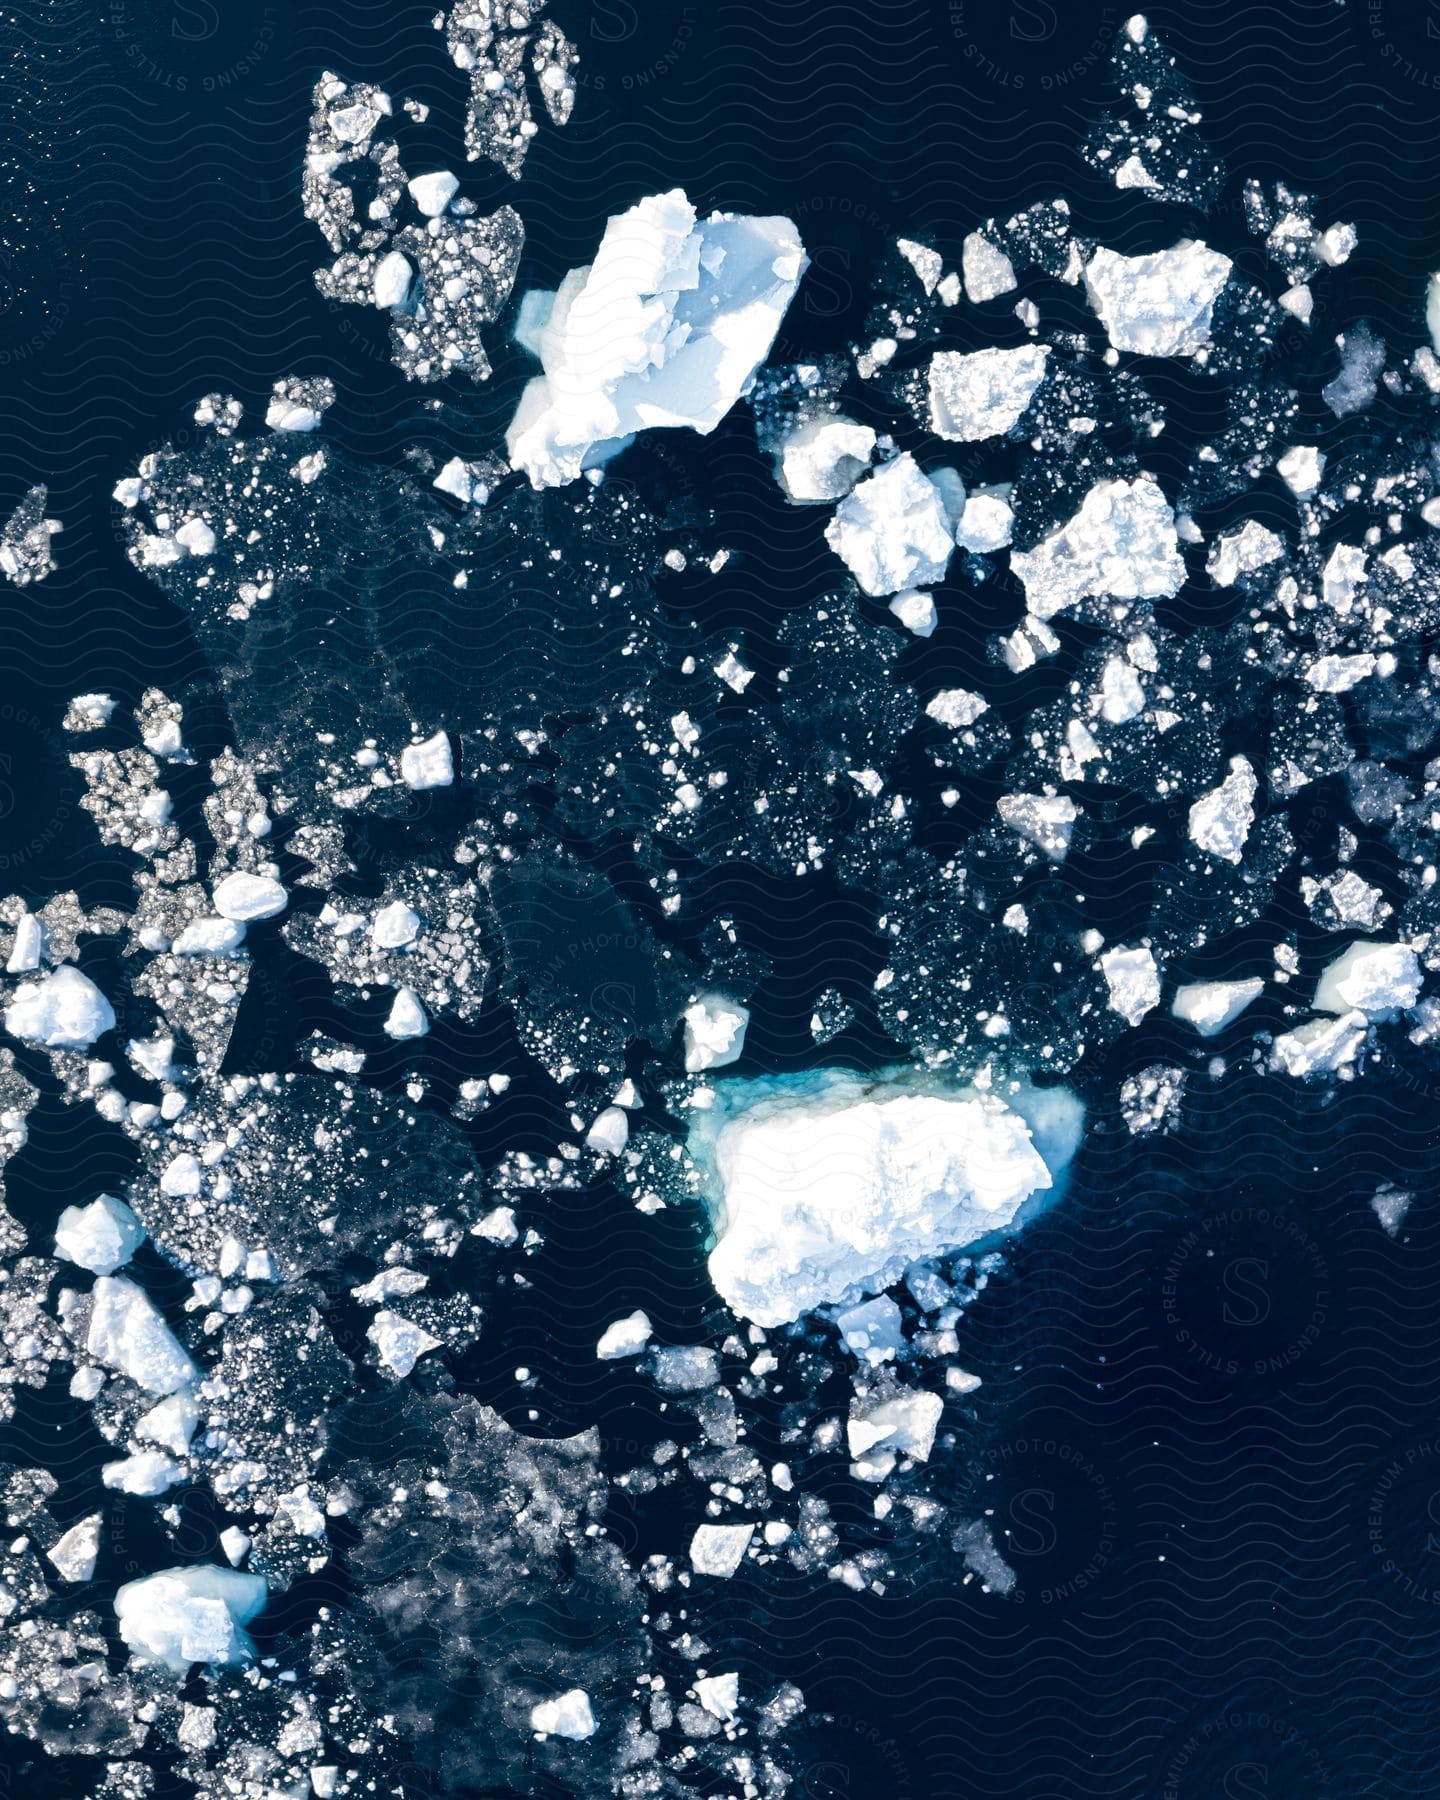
[689,1069,1084,1327]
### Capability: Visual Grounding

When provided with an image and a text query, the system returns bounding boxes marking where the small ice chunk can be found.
[212,872,288,921]
[1009,476,1184,619]
[5,966,115,1049]
[373,250,414,309]
[776,416,876,503]
[834,1295,904,1366]
[400,730,454,789]
[926,688,989,730]
[102,1450,185,1496]
[1305,653,1376,694]
[1188,756,1257,865]
[114,1566,267,1672]
[695,1672,740,1722]
[961,231,1016,302]
[1270,1011,1368,1077]
[174,517,215,557]
[1313,941,1421,1019]
[407,170,460,216]
[927,346,1048,441]
[847,1387,943,1481]
[1371,1184,1412,1237]
[888,590,937,637]
[690,1521,755,1577]
[530,1690,597,1740]
[172,917,246,957]
[135,1392,201,1455]
[384,987,429,1040]
[1206,520,1284,588]
[997,792,1078,862]
[954,490,1014,553]
[87,1276,197,1395]
[371,901,422,949]
[596,1309,653,1360]
[1084,241,1232,356]
[683,993,749,1072]
[1100,946,1161,1027]
[585,1105,630,1155]
[897,237,942,293]
[368,1310,441,1377]
[1276,444,1324,497]
[47,1514,101,1584]
[64,692,116,731]
[824,454,955,597]
[55,1193,146,1275]
[1171,978,1264,1037]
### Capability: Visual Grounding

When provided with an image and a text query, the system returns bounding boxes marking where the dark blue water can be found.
[3,1,1440,1795]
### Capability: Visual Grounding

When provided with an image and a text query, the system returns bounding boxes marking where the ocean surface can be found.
[3,1,1440,1795]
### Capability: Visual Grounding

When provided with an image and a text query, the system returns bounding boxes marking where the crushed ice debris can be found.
[507,189,807,488]
[0,485,61,586]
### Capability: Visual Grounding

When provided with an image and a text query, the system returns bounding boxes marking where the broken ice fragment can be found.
[824,454,955,597]
[86,1275,198,1394]
[1100,946,1161,1027]
[834,1295,904,1367]
[1187,756,1257,865]
[695,1071,1078,1328]
[506,189,807,488]
[847,1386,943,1481]
[997,792,1078,862]
[368,1309,441,1377]
[54,1193,146,1275]
[683,993,750,1072]
[585,1105,629,1155]
[212,872,288,922]
[1270,1011,1368,1078]
[384,987,429,1040]
[114,1565,267,1672]
[888,590,937,637]
[1009,476,1184,619]
[1083,241,1232,356]
[530,1689,597,1740]
[927,346,1048,442]
[695,1673,740,1722]
[0,484,61,586]
[47,1514,101,1584]
[1276,444,1324,497]
[961,231,1016,302]
[1313,941,1421,1019]
[407,170,459,217]
[596,1310,653,1360]
[1171,977,1263,1037]
[775,415,876,503]
[1206,520,1283,588]
[5,966,115,1049]
[400,730,454,789]
[690,1521,755,1577]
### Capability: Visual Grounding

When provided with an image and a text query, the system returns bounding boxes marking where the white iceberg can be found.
[55,1193,146,1275]
[212,872,288,922]
[1314,941,1421,1019]
[927,346,1048,442]
[1188,756,1257,865]
[692,1070,1082,1328]
[1009,476,1184,619]
[824,454,955,597]
[115,1565,267,1671]
[689,1521,755,1577]
[1084,241,1232,357]
[530,1689,597,1741]
[1171,977,1263,1037]
[5,965,115,1049]
[682,992,749,1072]
[775,415,876,503]
[87,1275,198,1395]
[596,1309,653,1360]
[506,188,808,489]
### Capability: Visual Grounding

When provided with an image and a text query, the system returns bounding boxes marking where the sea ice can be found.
[212,872,288,922]
[1100,946,1161,1026]
[693,1070,1080,1327]
[1009,476,1184,618]
[46,1514,101,1584]
[54,1193,146,1275]
[1187,756,1257,864]
[86,1275,198,1394]
[530,1690,597,1740]
[690,1521,755,1577]
[824,454,955,597]
[1171,977,1264,1036]
[961,231,1016,302]
[927,346,1049,442]
[114,1565,267,1672]
[400,730,454,789]
[596,1310,653,1359]
[5,966,115,1049]
[683,993,750,1072]
[1084,241,1232,356]
[775,415,876,503]
[506,189,807,488]
[1313,941,1421,1019]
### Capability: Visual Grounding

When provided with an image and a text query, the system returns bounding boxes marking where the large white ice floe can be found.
[86,1274,198,1394]
[824,454,955,597]
[506,188,808,488]
[530,1689,597,1741]
[1008,475,1184,618]
[927,346,1049,442]
[55,1193,146,1275]
[1313,941,1421,1019]
[114,1565,267,1672]
[1084,240,1233,356]
[690,1070,1083,1328]
[5,965,115,1049]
